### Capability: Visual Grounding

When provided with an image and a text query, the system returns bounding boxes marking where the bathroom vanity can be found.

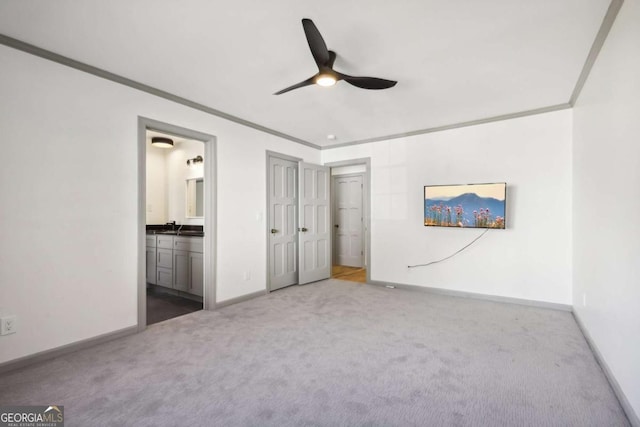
[146,233,204,297]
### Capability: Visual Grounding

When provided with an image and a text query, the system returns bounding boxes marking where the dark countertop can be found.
[147,230,204,237]
[146,224,204,237]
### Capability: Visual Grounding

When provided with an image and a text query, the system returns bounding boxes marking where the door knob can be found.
[298,227,308,232]
[270,229,278,234]
[334,224,339,228]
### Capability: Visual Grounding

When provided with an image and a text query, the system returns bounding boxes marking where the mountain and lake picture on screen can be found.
[424,183,506,229]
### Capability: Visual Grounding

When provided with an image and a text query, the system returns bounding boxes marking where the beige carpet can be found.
[0,280,630,426]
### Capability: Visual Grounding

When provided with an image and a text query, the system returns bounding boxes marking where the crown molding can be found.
[320,103,572,150]
[0,1,623,151]
[569,0,624,106]
[0,33,320,150]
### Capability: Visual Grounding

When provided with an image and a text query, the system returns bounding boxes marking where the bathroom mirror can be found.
[186,178,204,218]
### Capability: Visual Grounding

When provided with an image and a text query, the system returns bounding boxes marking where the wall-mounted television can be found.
[424,182,506,229]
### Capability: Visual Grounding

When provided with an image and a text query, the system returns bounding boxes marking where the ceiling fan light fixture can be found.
[274,19,397,95]
[316,74,337,87]
[151,136,174,148]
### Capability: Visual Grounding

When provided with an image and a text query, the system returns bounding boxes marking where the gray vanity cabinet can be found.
[173,236,204,297]
[156,248,174,288]
[146,234,203,296]
[155,235,175,287]
[188,252,204,296]
[156,249,173,269]
[146,236,157,285]
[156,235,174,249]
[156,266,173,288]
[173,250,190,292]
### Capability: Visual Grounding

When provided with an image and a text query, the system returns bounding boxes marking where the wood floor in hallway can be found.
[332,265,367,283]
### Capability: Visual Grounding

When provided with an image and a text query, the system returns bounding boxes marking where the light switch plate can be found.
[0,315,17,335]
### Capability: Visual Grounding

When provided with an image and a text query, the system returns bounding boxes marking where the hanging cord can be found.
[408,228,490,269]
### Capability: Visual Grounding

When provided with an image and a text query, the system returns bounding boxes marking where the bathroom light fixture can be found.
[151,136,173,148]
[186,155,203,166]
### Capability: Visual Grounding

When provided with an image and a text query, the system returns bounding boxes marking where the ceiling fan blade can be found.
[302,18,330,68]
[274,76,316,95]
[327,51,337,69]
[338,73,397,90]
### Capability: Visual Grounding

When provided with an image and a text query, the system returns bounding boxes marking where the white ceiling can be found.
[0,0,612,147]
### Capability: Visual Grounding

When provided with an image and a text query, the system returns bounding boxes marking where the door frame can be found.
[137,117,217,331]
[265,150,302,292]
[325,158,372,284]
[331,172,365,268]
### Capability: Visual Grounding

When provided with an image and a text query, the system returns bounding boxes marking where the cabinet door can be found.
[157,268,173,288]
[157,235,174,249]
[189,252,204,297]
[146,247,157,284]
[173,250,189,291]
[157,248,173,269]
[175,236,203,253]
[146,235,157,248]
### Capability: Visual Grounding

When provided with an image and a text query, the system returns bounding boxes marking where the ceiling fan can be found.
[274,19,397,95]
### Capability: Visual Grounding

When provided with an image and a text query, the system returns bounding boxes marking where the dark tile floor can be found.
[146,288,202,325]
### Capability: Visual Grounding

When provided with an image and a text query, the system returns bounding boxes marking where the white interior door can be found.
[298,162,331,284]
[334,174,363,267]
[268,156,298,291]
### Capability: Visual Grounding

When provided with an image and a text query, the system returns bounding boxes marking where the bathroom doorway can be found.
[138,118,217,330]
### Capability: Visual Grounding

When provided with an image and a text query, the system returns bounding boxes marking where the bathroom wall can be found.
[146,138,205,226]
[166,139,205,226]
[146,140,168,224]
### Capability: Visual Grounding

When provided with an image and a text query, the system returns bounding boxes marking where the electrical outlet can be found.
[0,315,17,335]
[243,271,251,281]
